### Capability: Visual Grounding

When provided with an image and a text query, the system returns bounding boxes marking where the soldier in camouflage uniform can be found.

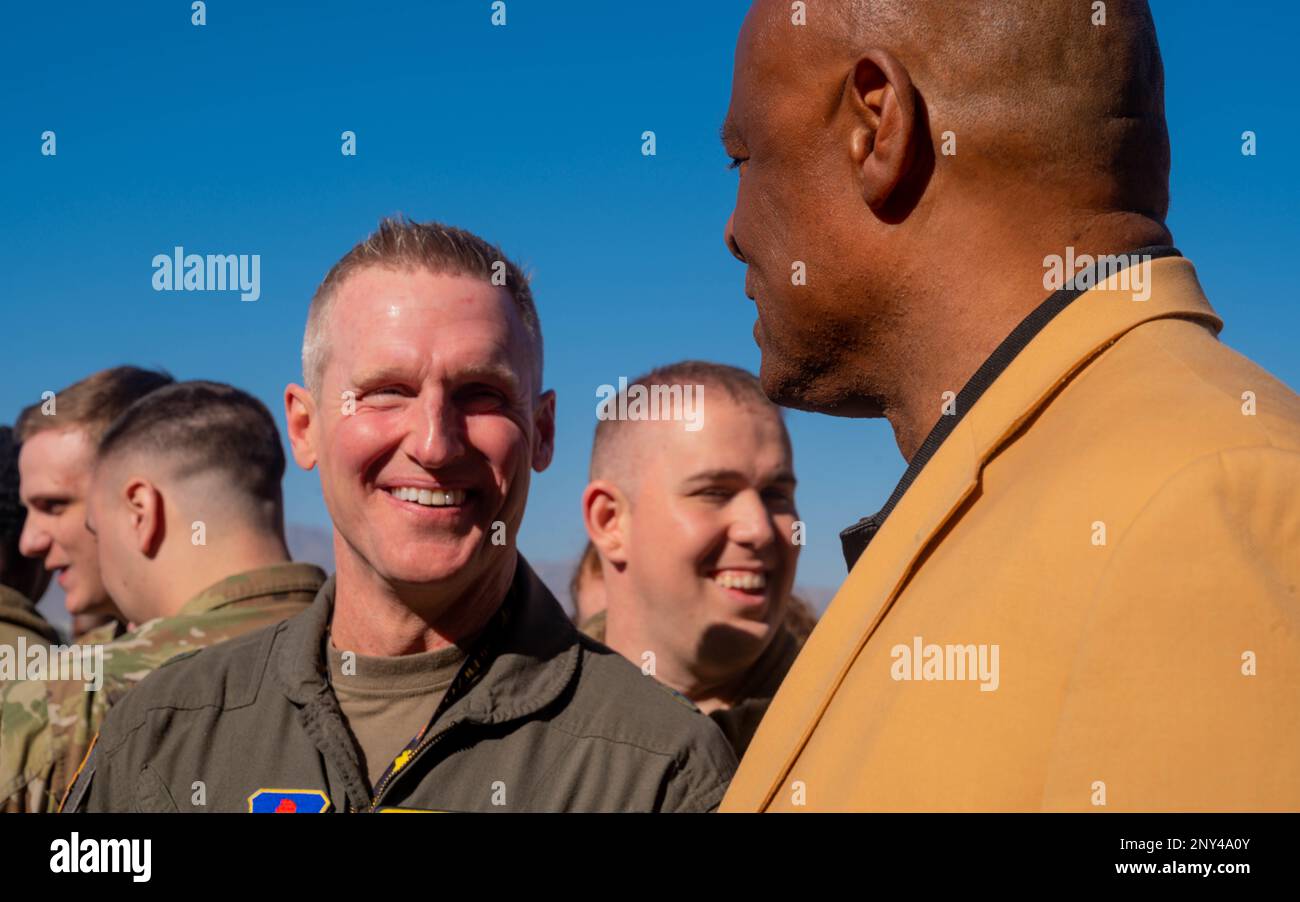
[0,381,324,811]
[0,563,322,811]
[13,367,176,642]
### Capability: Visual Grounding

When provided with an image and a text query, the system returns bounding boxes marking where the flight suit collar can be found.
[440,557,581,727]
[272,554,581,808]
[728,252,1224,811]
[276,555,577,713]
[174,561,327,619]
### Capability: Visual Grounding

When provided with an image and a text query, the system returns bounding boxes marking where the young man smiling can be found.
[65,218,736,813]
[582,361,804,758]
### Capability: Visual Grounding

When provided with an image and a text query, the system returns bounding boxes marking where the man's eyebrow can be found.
[456,363,523,394]
[683,468,797,487]
[686,468,743,484]
[351,364,417,387]
[23,492,70,505]
[351,361,527,395]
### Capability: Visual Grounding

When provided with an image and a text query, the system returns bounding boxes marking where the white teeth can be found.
[387,487,467,507]
[714,570,767,591]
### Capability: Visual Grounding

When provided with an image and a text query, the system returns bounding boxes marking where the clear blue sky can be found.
[1,0,1295,597]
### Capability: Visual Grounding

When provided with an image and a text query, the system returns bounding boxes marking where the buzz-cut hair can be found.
[96,381,287,512]
[589,360,788,482]
[302,215,542,394]
[15,366,174,445]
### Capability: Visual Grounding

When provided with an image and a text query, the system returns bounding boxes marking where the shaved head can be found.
[590,361,789,497]
[722,0,1172,455]
[832,0,1167,208]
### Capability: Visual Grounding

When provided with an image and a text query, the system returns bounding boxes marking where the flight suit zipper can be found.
[344,593,511,813]
[365,720,460,811]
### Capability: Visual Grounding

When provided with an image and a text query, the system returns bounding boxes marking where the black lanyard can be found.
[363,595,515,806]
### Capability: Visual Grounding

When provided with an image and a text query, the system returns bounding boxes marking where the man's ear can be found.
[845,48,918,213]
[123,478,165,558]
[582,480,629,566]
[284,383,319,471]
[531,389,557,473]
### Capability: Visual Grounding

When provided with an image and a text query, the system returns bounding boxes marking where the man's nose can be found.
[407,395,466,468]
[18,517,50,559]
[725,211,746,263]
[729,490,776,547]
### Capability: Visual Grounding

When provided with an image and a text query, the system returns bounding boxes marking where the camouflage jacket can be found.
[0,585,60,652]
[74,619,127,646]
[0,562,323,812]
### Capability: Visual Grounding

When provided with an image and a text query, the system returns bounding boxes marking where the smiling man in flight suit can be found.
[64,218,736,813]
[717,0,1300,811]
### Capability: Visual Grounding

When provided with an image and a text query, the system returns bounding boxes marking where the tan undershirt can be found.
[326,640,468,792]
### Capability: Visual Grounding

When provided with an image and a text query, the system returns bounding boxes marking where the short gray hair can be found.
[302,216,542,393]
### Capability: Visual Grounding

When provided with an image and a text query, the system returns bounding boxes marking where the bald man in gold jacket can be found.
[717,0,1300,811]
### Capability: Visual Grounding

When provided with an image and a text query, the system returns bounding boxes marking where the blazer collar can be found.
[841,246,1190,569]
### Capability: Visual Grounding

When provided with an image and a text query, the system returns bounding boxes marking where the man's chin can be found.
[759,357,885,419]
[376,541,505,590]
[383,560,473,589]
[757,355,818,411]
[699,617,773,665]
